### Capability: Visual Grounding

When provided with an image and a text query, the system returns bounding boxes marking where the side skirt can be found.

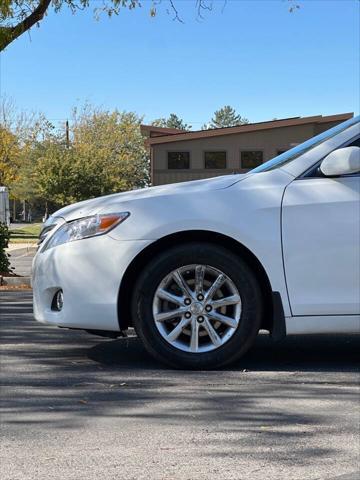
[285,315,360,335]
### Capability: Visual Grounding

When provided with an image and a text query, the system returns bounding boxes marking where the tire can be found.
[131,242,263,369]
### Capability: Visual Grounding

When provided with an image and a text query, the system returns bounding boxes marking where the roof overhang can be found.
[141,124,187,138]
[147,113,354,145]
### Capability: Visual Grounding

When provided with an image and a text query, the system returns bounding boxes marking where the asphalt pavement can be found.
[0,291,359,480]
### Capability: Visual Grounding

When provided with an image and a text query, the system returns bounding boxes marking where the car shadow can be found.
[1,290,359,460]
[88,333,360,373]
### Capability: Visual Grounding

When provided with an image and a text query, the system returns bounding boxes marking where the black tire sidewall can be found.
[132,242,263,369]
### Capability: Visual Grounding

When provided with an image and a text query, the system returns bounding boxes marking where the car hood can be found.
[50,173,249,222]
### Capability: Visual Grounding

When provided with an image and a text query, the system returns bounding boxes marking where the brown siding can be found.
[314,121,341,135]
[152,118,351,185]
[152,123,319,185]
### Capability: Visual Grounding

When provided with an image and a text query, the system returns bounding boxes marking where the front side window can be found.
[302,134,360,178]
[204,151,227,169]
[348,136,360,148]
[241,151,263,169]
[168,152,190,169]
[251,116,359,173]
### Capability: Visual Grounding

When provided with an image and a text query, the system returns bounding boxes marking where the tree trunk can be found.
[0,0,52,51]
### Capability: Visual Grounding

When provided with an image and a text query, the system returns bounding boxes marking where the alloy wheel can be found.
[152,264,242,353]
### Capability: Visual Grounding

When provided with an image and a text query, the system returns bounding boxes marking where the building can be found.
[142,112,353,186]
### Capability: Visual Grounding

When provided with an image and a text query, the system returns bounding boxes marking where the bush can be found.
[0,222,11,274]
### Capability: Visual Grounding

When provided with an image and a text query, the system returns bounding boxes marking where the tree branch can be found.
[168,0,184,23]
[0,0,52,51]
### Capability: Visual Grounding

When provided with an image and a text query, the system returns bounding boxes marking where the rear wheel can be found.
[132,243,262,369]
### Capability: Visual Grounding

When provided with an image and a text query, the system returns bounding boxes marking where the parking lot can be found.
[0,291,359,480]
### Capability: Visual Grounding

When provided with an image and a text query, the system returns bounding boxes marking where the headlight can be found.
[43,212,130,250]
[38,216,65,245]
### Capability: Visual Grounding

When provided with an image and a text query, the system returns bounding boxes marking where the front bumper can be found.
[32,235,152,331]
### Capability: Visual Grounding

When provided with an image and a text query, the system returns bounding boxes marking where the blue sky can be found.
[1,0,359,129]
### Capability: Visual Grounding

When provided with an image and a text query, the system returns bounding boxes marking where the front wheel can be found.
[132,243,263,369]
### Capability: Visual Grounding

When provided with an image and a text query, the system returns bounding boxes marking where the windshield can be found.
[251,115,360,173]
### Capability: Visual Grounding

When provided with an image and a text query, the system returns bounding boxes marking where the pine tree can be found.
[209,106,249,129]
[152,113,191,131]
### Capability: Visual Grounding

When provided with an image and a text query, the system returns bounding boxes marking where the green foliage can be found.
[0,1,219,51]
[2,99,150,212]
[207,105,249,129]
[0,222,11,274]
[34,107,150,206]
[0,1,299,51]
[0,0,141,50]
[152,113,191,131]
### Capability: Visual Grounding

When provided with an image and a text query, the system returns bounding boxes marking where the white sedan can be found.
[33,116,360,369]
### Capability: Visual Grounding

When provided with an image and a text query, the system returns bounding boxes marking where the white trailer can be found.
[0,187,10,227]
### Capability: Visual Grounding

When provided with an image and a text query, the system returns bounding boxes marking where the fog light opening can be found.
[52,290,64,311]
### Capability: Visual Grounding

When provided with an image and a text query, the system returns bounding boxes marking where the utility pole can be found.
[65,120,70,148]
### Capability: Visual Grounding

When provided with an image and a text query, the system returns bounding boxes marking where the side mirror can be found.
[320,146,360,177]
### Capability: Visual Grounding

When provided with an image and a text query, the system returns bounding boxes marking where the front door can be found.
[282,173,360,316]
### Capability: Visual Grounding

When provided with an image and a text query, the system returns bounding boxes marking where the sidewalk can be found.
[6,243,37,277]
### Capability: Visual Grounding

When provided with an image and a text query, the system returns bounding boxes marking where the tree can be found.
[0,0,218,51]
[0,97,55,214]
[152,113,191,131]
[207,105,249,129]
[0,1,140,51]
[0,98,23,187]
[0,1,301,51]
[0,126,20,185]
[1,99,150,212]
[34,106,150,207]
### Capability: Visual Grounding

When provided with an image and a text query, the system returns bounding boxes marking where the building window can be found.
[241,151,263,169]
[204,151,227,169]
[168,152,190,169]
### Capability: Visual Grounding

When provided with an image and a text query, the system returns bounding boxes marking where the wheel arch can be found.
[118,230,276,333]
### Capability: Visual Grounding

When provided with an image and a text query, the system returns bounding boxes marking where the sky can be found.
[0,0,359,129]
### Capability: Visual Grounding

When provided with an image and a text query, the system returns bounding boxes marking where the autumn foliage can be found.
[1,103,150,211]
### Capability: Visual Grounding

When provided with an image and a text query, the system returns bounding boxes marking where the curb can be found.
[0,276,32,287]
